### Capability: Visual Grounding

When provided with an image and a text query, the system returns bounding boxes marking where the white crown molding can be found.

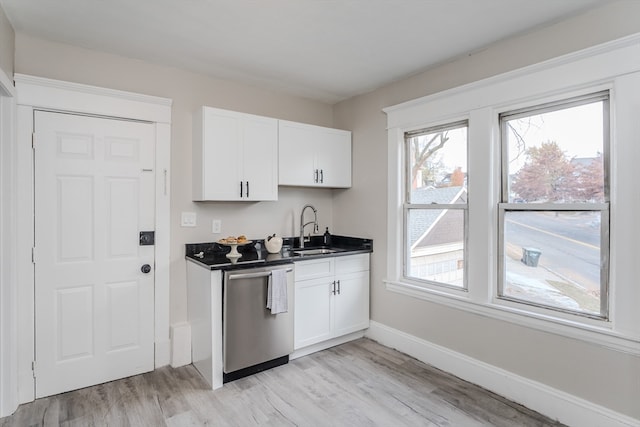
[366,321,640,427]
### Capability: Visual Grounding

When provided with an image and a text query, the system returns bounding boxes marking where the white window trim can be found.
[383,34,640,355]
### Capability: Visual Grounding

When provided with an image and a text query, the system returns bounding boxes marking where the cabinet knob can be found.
[141,264,151,274]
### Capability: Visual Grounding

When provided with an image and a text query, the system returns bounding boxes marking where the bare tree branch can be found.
[411,132,449,185]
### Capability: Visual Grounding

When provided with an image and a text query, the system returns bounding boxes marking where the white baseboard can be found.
[170,322,192,368]
[365,321,639,427]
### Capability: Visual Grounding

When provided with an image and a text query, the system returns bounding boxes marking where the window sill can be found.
[384,279,640,355]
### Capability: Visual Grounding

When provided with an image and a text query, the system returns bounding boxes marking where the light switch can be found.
[181,212,197,227]
[212,219,222,234]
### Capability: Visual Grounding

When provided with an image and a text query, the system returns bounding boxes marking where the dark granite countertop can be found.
[185,235,373,271]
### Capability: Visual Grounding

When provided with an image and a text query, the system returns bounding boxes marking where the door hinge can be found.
[31,360,36,378]
[31,247,36,264]
[31,132,35,149]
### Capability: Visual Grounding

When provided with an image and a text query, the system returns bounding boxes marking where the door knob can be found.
[141,264,151,274]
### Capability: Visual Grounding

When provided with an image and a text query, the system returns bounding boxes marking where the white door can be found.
[34,111,155,398]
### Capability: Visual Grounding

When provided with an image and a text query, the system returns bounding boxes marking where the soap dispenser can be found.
[323,227,332,246]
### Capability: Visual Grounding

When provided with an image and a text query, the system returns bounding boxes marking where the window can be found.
[404,121,467,289]
[385,38,640,350]
[499,93,609,318]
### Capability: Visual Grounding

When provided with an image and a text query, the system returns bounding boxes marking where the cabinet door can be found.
[316,128,352,188]
[294,277,333,349]
[333,270,369,337]
[278,120,316,186]
[242,115,278,200]
[197,108,243,200]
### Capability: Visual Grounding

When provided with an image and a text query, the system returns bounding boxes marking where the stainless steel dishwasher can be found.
[223,264,294,382]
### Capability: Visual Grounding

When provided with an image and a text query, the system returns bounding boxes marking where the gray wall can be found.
[332,1,640,419]
[0,4,14,78]
[14,34,338,324]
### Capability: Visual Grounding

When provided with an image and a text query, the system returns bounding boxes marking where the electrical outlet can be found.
[212,219,222,234]
[181,212,197,227]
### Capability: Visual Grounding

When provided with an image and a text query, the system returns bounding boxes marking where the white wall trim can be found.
[0,69,19,417]
[366,321,640,427]
[13,75,172,403]
[154,121,171,367]
[14,74,171,123]
[169,322,192,368]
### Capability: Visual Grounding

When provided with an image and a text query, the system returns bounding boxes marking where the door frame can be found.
[0,67,18,417]
[14,74,172,404]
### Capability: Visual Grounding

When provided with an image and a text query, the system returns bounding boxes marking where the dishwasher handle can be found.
[227,267,293,281]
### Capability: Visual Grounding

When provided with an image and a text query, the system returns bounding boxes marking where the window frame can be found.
[382,35,640,354]
[402,120,469,292]
[497,204,610,318]
[497,93,611,320]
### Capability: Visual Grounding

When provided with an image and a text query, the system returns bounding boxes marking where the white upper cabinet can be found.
[193,106,278,201]
[278,120,352,188]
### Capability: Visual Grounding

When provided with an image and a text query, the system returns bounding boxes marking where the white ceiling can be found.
[1,0,613,104]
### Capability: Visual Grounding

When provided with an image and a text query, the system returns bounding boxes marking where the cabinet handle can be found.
[320,169,324,183]
[314,169,319,183]
[331,280,336,295]
[240,181,243,198]
[246,181,249,198]
[337,279,341,295]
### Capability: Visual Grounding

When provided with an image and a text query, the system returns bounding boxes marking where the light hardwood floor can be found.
[1,338,564,426]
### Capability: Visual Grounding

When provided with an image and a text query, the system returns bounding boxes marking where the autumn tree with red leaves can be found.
[511,141,575,202]
[572,154,604,202]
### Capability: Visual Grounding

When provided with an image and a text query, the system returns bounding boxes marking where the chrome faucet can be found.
[299,204,319,248]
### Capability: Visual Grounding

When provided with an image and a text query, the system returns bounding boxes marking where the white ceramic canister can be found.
[265,234,283,254]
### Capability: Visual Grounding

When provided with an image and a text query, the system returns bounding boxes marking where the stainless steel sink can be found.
[293,248,341,256]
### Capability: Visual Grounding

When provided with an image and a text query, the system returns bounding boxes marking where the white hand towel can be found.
[267,269,288,314]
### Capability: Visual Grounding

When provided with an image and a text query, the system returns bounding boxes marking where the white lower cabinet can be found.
[294,253,369,350]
